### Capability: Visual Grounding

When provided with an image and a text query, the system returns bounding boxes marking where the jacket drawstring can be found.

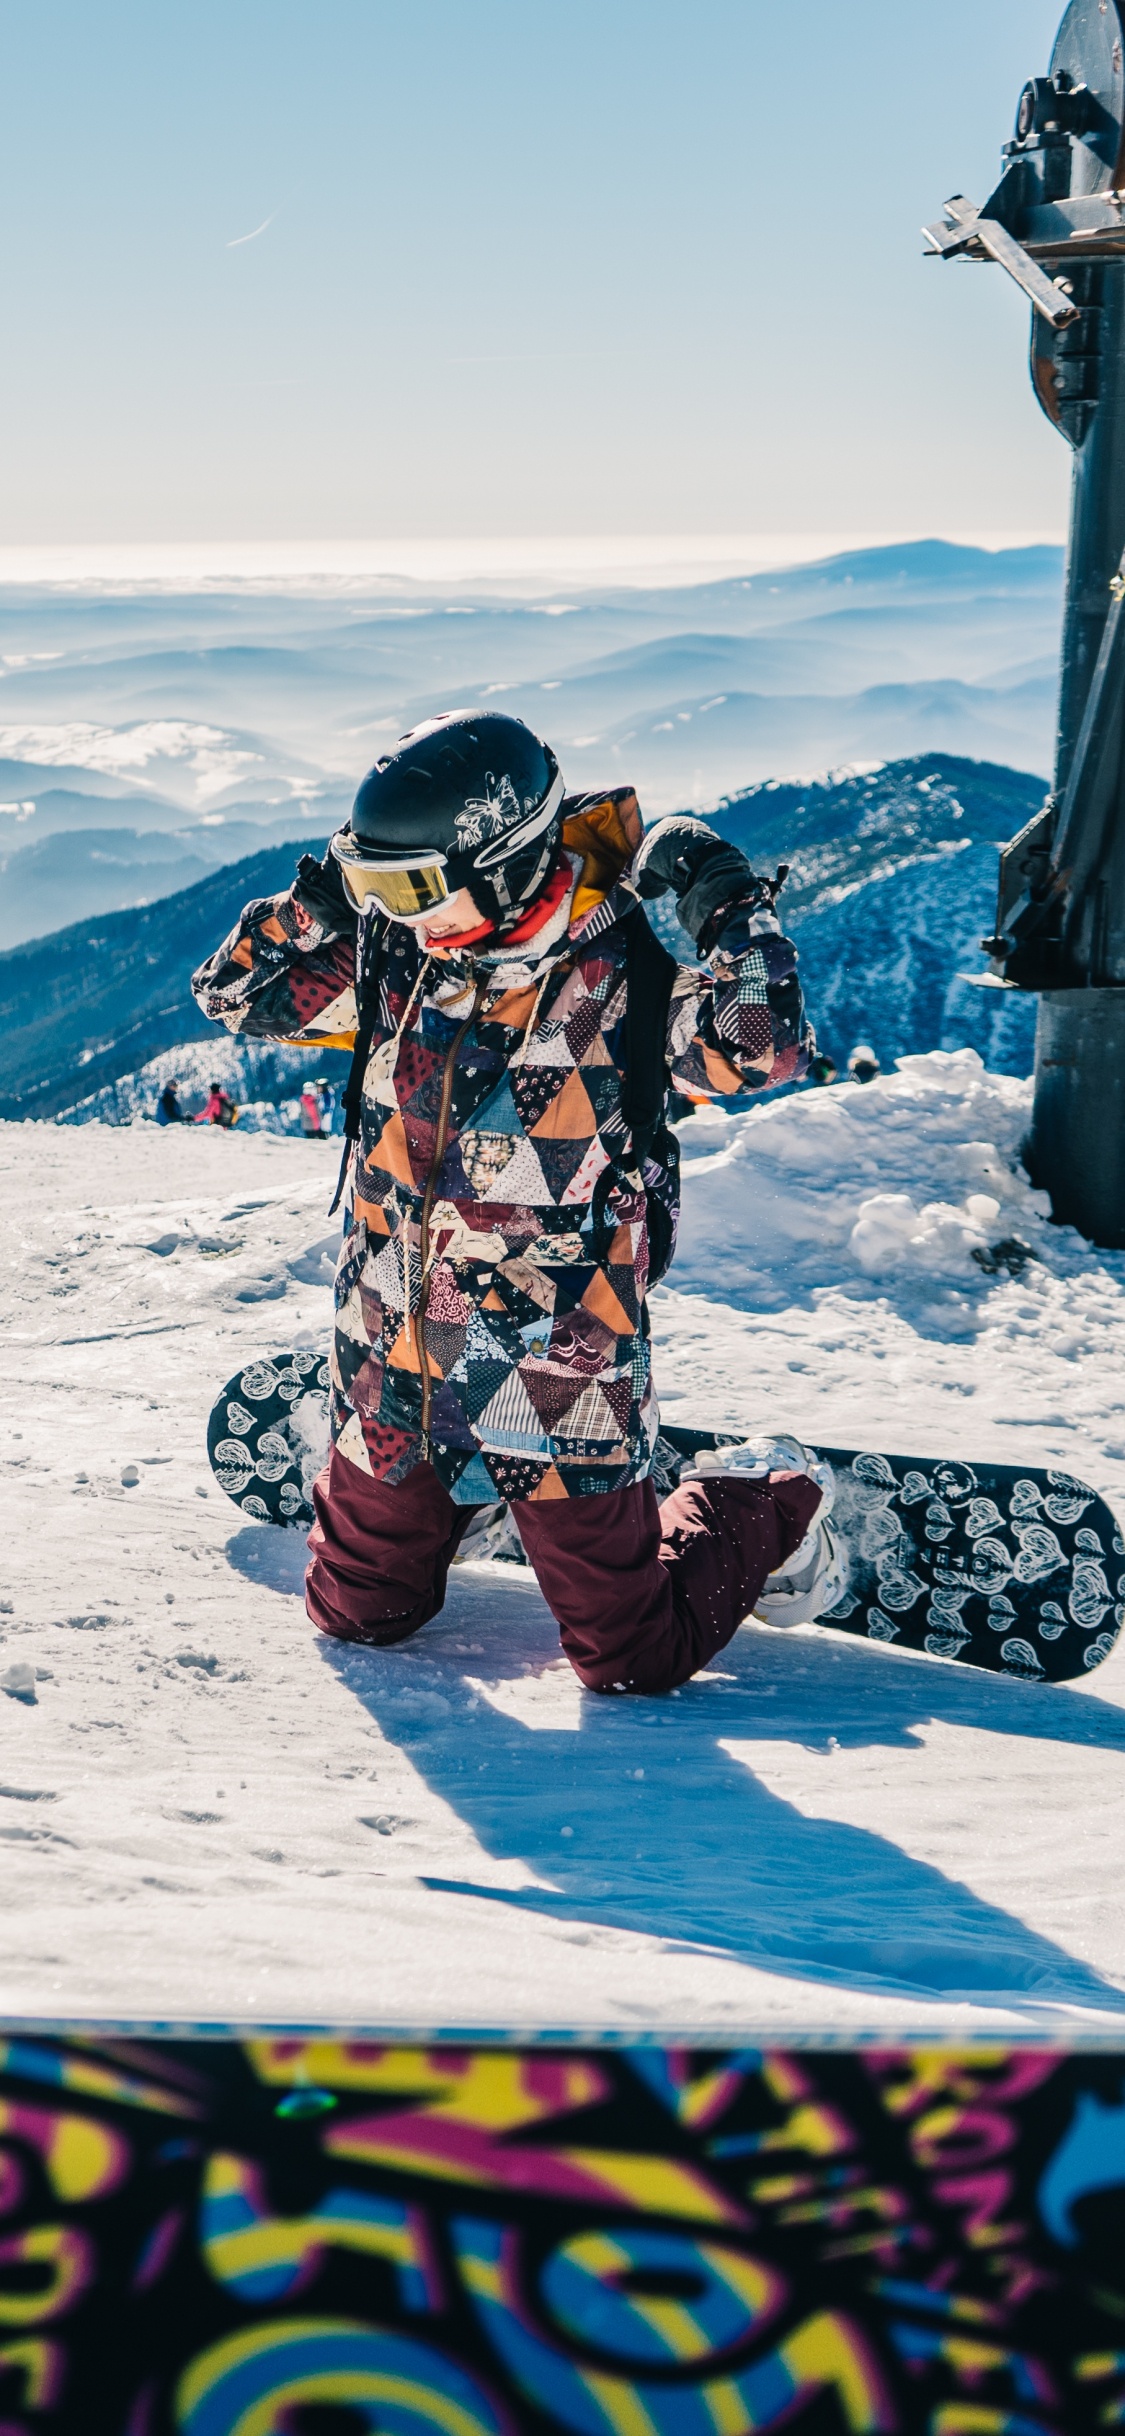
[384,958,435,1344]
[509,966,554,1070]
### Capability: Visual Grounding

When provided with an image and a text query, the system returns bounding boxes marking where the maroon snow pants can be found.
[306,1447,821,1695]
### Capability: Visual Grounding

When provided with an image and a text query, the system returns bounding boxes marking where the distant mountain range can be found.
[0,753,1044,1122]
[0,814,336,953]
[0,537,1062,947]
[0,840,329,1121]
[0,540,1060,1113]
[655,753,1042,1079]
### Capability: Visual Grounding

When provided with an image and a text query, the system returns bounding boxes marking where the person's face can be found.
[403,885,484,943]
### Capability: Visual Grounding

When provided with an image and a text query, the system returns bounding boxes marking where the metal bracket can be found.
[924,194,1081,328]
[983,798,1066,987]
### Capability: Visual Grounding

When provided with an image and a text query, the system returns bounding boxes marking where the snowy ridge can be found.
[649,753,1043,1076]
[58,1038,339,1134]
[0,835,338,1123]
[711,753,1042,910]
[793,844,1037,1078]
[3,1051,1125,2031]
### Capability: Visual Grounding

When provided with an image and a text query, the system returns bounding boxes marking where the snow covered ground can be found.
[4,1050,1125,2038]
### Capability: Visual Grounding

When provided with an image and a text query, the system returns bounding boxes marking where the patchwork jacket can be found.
[191,790,811,1504]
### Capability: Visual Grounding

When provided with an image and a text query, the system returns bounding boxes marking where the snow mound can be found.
[672,1049,1044,1315]
[657,1050,1125,1486]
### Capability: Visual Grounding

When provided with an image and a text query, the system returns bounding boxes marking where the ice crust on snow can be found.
[3,1050,1125,2033]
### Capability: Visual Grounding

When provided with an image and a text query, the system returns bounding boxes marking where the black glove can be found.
[633,816,787,952]
[293,843,355,932]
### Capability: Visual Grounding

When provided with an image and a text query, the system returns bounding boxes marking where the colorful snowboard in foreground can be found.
[206,1354,1124,1683]
[11,2031,1125,2435]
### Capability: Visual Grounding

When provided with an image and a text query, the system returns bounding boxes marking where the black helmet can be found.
[340,710,564,932]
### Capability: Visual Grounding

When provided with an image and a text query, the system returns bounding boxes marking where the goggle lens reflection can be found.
[332,834,451,918]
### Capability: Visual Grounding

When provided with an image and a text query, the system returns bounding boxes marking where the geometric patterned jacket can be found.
[191,788,811,1505]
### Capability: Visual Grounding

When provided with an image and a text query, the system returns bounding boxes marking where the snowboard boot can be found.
[678,1434,845,1628]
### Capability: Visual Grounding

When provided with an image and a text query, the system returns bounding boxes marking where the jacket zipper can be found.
[416,977,488,1455]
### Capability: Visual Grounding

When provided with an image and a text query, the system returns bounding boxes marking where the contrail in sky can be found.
[227,215,274,249]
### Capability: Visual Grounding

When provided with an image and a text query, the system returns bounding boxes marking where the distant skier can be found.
[807,1052,838,1087]
[193,711,838,1694]
[294,1071,328,1135]
[155,1078,187,1124]
[299,1078,326,1138]
[847,1042,880,1085]
[196,1081,238,1128]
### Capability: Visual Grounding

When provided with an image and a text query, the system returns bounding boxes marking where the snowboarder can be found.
[192,711,838,1694]
[155,1078,187,1124]
[196,1081,238,1128]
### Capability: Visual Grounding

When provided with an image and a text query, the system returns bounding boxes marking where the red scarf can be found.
[428,855,571,955]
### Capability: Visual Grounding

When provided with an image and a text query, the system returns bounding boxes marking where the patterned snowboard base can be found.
[206,1356,1124,1683]
[657,1426,1125,1686]
[206,1351,330,1527]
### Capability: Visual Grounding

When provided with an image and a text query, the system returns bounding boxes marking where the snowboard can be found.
[205,1355,1124,1683]
[206,1351,331,1528]
[655,1425,1125,1685]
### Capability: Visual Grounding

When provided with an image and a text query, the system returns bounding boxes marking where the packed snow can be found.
[3,1049,1125,2037]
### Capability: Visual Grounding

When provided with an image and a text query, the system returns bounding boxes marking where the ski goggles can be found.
[330,829,451,919]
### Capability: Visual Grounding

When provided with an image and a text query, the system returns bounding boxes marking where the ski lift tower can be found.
[929,1,1125,1245]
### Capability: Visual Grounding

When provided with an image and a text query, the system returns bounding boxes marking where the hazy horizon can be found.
[0,528,1067,595]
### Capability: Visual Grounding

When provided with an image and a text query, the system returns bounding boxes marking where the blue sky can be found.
[0,0,1071,543]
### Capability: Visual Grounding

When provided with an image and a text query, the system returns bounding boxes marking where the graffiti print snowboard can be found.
[657,1426,1125,1685]
[207,1353,1124,1683]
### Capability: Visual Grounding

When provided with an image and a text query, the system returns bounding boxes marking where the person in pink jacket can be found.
[195,1082,238,1128]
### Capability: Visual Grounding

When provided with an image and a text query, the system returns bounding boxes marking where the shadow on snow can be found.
[229,1524,1125,2020]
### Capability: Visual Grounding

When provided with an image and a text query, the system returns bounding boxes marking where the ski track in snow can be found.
[4,1048,1125,2036]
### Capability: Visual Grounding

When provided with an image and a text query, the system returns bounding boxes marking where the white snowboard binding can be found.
[754,1511,847,1628]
